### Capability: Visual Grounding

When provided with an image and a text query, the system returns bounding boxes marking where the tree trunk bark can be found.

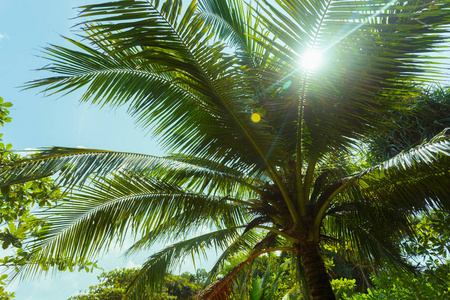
[298,241,336,300]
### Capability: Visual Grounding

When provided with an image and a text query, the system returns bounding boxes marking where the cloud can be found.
[0,33,9,41]
[16,148,38,157]
[126,260,142,269]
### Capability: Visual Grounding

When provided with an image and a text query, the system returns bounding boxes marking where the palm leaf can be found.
[254,0,450,158]
[196,0,267,68]
[150,154,266,197]
[204,230,268,286]
[0,147,158,188]
[125,227,247,300]
[325,207,413,272]
[18,172,247,280]
[123,206,249,258]
[27,0,287,174]
[0,148,262,196]
[358,130,450,211]
[195,247,294,300]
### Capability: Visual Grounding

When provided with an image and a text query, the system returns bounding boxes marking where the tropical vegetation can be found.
[346,210,450,299]
[1,0,450,299]
[0,99,99,300]
[69,268,206,300]
[366,86,450,163]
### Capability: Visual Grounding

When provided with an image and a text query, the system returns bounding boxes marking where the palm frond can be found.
[358,130,450,211]
[18,172,247,280]
[325,207,412,272]
[1,147,156,188]
[254,0,450,157]
[196,0,266,67]
[204,230,265,286]
[0,148,262,196]
[123,205,249,258]
[27,0,288,173]
[149,154,266,197]
[195,247,294,300]
[125,227,247,300]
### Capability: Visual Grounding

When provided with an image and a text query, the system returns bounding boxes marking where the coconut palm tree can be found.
[2,0,450,299]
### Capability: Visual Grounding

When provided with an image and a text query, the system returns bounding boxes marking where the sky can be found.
[0,1,167,155]
[0,1,216,299]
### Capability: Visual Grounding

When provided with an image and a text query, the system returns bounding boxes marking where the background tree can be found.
[69,268,203,300]
[0,98,99,299]
[367,86,450,163]
[341,211,450,299]
[343,85,450,299]
[1,1,450,300]
[0,98,59,300]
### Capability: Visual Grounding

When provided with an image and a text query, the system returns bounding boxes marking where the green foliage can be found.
[0,99,58,300]
[347,264,450,300]
[367,86,450,163]
[0,99,101,299]
[219,252,297,300]
[0,100,56,260]
[0,273,14,300]
[342,211,450,299]
[330,278,356,299]
[163,273,202,300]
[0,97,12,128]
[68,268,203,300]
[406,211,450,266]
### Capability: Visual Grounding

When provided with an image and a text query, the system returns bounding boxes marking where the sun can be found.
[301,49,323,71]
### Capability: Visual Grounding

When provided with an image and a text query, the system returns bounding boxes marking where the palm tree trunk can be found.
[297,241,336,300]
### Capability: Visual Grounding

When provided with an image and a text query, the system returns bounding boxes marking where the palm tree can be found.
[2,0,450,299]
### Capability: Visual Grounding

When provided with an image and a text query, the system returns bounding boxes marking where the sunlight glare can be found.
[301,50,322,71]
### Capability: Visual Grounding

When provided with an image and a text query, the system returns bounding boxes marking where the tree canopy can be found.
[69,268,205,300]
[367,86,450,162]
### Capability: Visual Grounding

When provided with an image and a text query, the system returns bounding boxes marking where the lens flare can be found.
[251,113,261,122]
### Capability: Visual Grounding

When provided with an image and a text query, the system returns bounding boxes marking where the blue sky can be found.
[0,0,165,155]
[0,1,217,299]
